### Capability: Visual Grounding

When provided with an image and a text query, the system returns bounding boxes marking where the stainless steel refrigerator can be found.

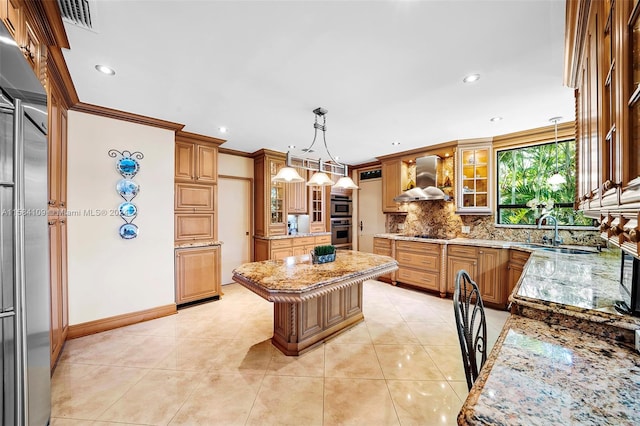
[0,22,51,426]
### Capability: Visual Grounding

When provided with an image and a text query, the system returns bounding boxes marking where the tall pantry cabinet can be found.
[174,131,224,305]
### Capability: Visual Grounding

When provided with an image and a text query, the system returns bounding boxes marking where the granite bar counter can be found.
[232,250,398,355]
[459,248,640,424]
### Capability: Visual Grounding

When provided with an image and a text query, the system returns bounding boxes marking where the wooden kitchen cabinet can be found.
[253,149,327,239]
[567,0,640,256]
[287,167,307,214]
[174,135,220,184]
[455,143,492,215]
[395,240,441,292]
[175,183,215,212]
[175,246,221,305]
[373,237,394,282]
[446,244,508,307]
[507,249,530,297]
[254,235,332,261]
[381,159,402,212]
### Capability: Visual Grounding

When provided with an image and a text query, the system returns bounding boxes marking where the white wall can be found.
[218,152,253,178]
[66,111,175,325]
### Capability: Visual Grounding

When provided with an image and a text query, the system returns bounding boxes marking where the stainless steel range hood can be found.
[393,155,446,202]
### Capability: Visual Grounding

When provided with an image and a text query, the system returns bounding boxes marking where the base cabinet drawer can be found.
[396,251,439,270]
[397,267,439,291]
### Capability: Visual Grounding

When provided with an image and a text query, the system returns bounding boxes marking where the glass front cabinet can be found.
[456,143,492,215]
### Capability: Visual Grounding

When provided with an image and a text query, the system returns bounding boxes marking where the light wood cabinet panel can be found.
[446,255,477,295]
[373,238,394,281]
[59,107,67,207]
[271,247,293,260]
[175,183,215,211]
[507,249,530,296]
[175,246,221,305]
[315,235,332,245]
[394,240,441,292]
[48,218,61,365]
[287,167,307,214]
[48,89,60,207]
[175,214,215,242]
[476,247,503,305]
[255,235,333,261]
[196,144,217,183]
[446,245,508,307]
[309,184,326,233]
[175,141,195,181]
[381,160,402,212]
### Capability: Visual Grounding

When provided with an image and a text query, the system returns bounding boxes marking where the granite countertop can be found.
[232,250,397,294]
[511,249,640,332]
[254,232,331,240]
[175,240,223,249]
[459,315,640,425]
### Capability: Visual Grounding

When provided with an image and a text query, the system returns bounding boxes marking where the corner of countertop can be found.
[175,240,223,249]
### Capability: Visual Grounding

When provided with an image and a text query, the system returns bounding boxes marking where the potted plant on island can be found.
[311,245,336,264]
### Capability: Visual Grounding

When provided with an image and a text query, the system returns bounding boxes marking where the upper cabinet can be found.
[175,135,219,184]
[566,0,640,255]
[456,141,492,215]
[252,149,328,238]
[381,159,404,213]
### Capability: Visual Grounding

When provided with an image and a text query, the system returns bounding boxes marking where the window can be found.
[496,140,595,226]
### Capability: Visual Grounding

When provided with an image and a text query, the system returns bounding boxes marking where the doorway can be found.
[218,176,252,284]
[357,177,386,253]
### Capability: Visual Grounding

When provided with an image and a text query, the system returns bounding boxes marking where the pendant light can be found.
[547,117,566,188]
[278,107,358,189]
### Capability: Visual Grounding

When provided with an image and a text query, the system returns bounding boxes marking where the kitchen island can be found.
[232,250,398,355]
[458,248,640,425]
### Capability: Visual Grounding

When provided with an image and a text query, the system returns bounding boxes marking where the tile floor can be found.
[50,280,509,426]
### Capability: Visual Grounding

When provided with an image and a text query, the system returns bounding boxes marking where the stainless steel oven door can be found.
[331,219,352,246]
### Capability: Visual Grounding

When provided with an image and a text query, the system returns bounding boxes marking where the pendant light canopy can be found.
[547,116,566,189]
[272,107,359,189]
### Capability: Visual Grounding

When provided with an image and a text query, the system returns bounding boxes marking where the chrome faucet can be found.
[538,213,563,246]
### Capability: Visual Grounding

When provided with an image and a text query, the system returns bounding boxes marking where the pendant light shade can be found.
[272,166,305,183]
[546,116,566,189]
[333,176,359,190]
[306,171,334,186]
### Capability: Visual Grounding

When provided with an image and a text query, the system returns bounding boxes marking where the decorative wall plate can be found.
[119,223,139,239]
[118,202,137,218]
[116,157,140,178]
[116,179,139,199]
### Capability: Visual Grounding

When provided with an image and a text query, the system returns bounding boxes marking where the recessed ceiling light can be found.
[463,73,480,83]
[490,116,503,122]
[219,127,228,133]
[287,145,295,149]
[392,141,401,146]
[95,64,116,75]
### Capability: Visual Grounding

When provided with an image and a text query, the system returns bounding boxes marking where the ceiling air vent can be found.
[58,0,93,30]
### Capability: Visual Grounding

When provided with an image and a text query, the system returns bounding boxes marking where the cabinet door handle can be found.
[479,250,483,254]
[48,221,55,226]
[48,200,55,205]
[60,220,65,224]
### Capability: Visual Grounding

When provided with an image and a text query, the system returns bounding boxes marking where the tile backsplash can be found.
[387,201,602,246]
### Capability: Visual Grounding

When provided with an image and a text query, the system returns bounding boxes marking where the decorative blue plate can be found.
[119,202,137,218]
[117,157,140,178]
[119,223,139,239]
[116,179,139,198]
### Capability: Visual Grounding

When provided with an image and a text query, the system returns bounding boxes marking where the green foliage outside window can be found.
[497,140,595,226]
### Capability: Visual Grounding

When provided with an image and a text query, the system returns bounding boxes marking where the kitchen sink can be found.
[513,243,595,255]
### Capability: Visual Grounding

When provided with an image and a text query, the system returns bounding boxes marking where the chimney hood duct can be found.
[393,155,447,202]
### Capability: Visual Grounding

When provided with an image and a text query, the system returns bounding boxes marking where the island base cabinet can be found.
[175,246,221,305]
[272,283,363,356]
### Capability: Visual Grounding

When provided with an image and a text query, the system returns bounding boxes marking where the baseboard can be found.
[67,303,177,339]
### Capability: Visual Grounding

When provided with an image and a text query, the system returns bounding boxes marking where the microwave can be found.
[330,195,352,217]
[614,250,640,316]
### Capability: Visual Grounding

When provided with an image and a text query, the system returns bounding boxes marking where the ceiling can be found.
[60,0,574,165]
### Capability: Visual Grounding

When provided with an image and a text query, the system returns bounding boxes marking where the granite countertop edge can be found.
[254,232,331,240]
[175,241,223,248]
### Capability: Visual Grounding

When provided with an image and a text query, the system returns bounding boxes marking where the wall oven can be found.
[331,218,352,248]
[330,195,352,217]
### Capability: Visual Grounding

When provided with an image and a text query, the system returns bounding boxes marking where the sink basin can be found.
[539,247,595,255]
[513,243,595,255]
